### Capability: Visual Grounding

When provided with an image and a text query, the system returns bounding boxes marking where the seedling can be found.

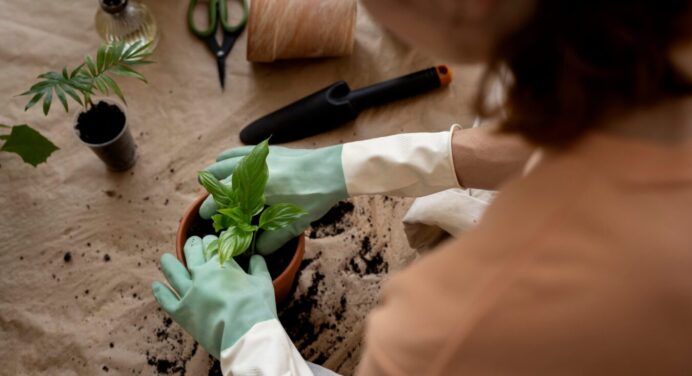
[198,139,307,265]
[21,41,153,114]
[6,41,153,167]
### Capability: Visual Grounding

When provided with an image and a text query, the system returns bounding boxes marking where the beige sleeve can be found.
[355,224,521,376]
[355,157,585,376]
[356,146,692,375]
[451,125,533,190]
[355,234,501,376]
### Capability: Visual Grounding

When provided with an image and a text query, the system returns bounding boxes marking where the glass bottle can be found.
[95,0,159,52]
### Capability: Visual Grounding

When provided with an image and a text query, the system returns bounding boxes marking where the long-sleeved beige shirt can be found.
[358,132,692,375]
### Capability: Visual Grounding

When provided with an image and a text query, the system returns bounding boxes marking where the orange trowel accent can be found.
[436,65,452,86]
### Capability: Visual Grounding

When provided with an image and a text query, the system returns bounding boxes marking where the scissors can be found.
[187,0,248,89]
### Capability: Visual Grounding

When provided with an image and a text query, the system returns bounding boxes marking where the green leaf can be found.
[123,60,155,66]
[130,41,153,57]
[218,227,253,263]
[21,71,89,114]
[238,223,259,233]
[231,230,253,257]
[70,63,85,79]
[54,85,69,112]
[198,171,234,207]
[85,55,97,76]
[259,203,307,231]
[109,65,147,82]
[0,125,58,166]
[217,230,230,264]
[111,42,126,64]
[101,75,125,104]
[38,72,62,80]
[122,41,141,59]
[231,139,269,216]
[96,44,106,72]
[215,207,258,233]
[217,207,250,224]
[26,80,52,93]
[71,74,94,91]
[204,239,220,260]
[42,88,53,115]
[211,213,234,233]
[93,76,109,95]
[83,90,92,107]
[24,92,43,111]
[61,84,84,106]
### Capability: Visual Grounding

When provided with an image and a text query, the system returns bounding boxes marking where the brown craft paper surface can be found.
[0,1,481,374]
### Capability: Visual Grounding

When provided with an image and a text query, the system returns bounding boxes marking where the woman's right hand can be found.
[200,144,349,255]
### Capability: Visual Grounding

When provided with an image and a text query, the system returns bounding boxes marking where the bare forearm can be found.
[452,125,533,190]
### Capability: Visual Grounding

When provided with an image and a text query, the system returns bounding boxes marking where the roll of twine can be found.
[247,0,357,62]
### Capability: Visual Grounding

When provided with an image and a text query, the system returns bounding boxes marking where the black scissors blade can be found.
[216,32,240,90]
[217,54,226,89]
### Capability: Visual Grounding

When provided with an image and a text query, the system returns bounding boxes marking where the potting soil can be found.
[75,101,126,144]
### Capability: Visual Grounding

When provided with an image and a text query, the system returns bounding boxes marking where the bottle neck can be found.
[99,0,129,14]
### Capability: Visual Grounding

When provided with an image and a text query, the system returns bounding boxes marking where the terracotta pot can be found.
[176,193,305,306]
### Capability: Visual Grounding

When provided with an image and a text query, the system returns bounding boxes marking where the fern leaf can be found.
[54,85,69,112]
[42,89,53,116]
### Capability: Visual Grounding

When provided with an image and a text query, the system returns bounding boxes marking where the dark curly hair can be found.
[476,1,692,146]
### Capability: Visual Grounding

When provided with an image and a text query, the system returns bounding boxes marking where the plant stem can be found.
[250,231,257,256]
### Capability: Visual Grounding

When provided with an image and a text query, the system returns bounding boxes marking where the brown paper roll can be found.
[247,0,357,62]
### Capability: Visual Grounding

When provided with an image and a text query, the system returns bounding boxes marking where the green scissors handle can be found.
[187,0,248,37]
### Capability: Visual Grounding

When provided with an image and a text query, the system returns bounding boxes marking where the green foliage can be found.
[259,203,307,231]
[232,140,269,216]
[20,41,153,115]
[199,171,234,207]
[0,124,58,166]
[7,41,153,167]
[198,140,307,265]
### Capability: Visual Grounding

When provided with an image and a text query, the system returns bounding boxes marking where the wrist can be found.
[341,130,461,197]
[220,319,313,375]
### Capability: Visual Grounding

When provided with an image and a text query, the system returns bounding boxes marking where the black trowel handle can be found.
[348,65,452,111]
[239,65,452,145]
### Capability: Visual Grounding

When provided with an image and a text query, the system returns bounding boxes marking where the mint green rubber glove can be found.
[151,235,276,359]
[200,145,348,255]
[200,130,462,255]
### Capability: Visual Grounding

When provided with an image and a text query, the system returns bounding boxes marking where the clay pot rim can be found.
[175,193,305,290]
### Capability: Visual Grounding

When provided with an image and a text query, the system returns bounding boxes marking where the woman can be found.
[152,1,692,374]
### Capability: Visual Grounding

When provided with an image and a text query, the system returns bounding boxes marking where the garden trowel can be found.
[239,65,453,144]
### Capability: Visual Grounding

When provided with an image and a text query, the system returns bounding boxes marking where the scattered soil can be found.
[145,316,199,375]
[63,252,72,263]
[309,201,354,238]
[208,359,222,375]
[348,236,388,275]
[279,267,326,350]
[75,101,125,144]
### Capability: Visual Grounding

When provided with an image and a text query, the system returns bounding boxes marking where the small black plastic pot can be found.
[73,100,137,171]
